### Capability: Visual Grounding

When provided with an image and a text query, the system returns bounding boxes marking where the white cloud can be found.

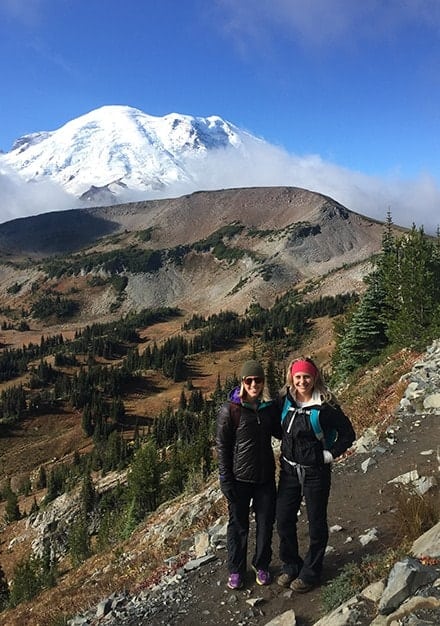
[1,142,438,234]
[177,141,440,233]
[215,0,440,50]
[0,164,78,223]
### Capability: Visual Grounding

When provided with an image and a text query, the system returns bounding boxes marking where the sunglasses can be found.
[243,377,264,385]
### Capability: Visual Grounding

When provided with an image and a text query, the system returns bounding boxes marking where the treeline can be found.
[333,217,440,382]
[0,307,180,384]
[41,223,249,280]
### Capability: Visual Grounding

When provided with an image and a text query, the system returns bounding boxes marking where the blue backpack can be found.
[308,408,337,450]
[281,400,337,450]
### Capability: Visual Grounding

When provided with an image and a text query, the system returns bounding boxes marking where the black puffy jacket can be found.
[216,389,282,484]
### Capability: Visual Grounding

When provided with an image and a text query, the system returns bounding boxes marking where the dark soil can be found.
[143,410,439,625]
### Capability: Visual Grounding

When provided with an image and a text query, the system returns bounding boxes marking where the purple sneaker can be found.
[227,573,243,589]
[252,566,271,586]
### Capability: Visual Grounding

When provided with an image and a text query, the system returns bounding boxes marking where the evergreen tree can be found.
[386,226,435,346]
[126,440,161,525]
[332,270,388,381]
[178,388,187,410]
[9,555,46,606]
[81,404,94,437]
[81,471,96,518]
[265,357,279,398]
[0,563,9,611]
[68,514,91,566]
[4,485,20,523]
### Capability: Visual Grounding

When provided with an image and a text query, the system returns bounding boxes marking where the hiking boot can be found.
[290,578,314,593]
[227,573,243,590]
[252,566,271,586]
[277,572,295,587]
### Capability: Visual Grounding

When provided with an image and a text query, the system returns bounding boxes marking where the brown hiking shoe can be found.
[277,573,295,587]
[290,578,314,593]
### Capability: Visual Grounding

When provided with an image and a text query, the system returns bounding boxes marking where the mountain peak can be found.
[2,105,256,204]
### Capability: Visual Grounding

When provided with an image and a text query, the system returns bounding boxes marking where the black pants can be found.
[226,479,276,575]
[276,460,331,584]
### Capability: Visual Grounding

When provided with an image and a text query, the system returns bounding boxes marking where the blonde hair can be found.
[281,356,335,404]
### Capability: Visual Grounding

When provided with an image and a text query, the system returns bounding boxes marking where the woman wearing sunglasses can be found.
[276,357,355,593]
[216,360,282,591]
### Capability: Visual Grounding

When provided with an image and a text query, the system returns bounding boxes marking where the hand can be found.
[323,450,334,464]
[220,480,236,502]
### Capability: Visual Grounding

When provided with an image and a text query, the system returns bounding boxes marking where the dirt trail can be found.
[146,410,439,626]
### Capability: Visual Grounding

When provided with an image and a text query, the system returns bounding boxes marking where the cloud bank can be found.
[0,163,77,223]
[1,141,438,234]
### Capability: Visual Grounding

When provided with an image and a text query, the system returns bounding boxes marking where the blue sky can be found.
[1,0,440,231]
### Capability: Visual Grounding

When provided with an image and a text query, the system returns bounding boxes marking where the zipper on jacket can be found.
[287,407,296,433]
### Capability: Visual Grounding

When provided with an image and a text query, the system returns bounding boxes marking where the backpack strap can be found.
[309,408,337,450]
[309,408,324,443]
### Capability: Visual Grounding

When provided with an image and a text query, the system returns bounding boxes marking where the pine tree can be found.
[178,388,187,410]
[0,563,9,610]
[386,226,435,346]
[9,555,46,606]
[81,404,93,437]
[81,471,95,518]
[4,485,20,523]
[332,270,388,381]
[68,514,91,566]
[265,357,279,398]
[126,440,161,525]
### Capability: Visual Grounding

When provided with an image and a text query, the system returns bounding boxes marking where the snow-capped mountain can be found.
[2,105,262,205]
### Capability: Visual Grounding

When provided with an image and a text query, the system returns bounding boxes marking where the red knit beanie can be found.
[290,360,318,378]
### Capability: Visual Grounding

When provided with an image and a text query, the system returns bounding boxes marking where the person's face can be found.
[242,376,264,400]
[292,372,314,400]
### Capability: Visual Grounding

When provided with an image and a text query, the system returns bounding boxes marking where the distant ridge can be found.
[0,186,380,257]
[0,186,389,315]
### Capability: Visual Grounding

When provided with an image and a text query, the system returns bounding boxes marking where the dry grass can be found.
[337,348,422,435]
[390,484,440,543]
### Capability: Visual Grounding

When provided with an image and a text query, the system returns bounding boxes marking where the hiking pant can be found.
[276,460,331,584]
[226,479,276,575]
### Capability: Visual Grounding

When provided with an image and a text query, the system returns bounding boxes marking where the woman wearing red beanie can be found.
[276,357,355,592]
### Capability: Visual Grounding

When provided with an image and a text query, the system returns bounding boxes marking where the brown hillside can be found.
[0,186,390,318]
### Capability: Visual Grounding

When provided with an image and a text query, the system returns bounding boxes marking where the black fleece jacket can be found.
[278,389,355,467]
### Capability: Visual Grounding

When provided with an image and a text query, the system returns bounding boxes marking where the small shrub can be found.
[321,547,407,612]
[390,484,439,541]
[7,282,22,295]
[184,469,205,495]
[9,554,53,607]
[87,275,107,287]
[110,274,128,294]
